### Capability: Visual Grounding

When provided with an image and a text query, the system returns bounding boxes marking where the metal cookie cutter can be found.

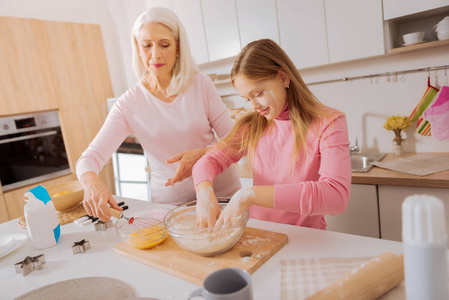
[95,220,113,231]
[14,254,46,276]
[72,239,91,254]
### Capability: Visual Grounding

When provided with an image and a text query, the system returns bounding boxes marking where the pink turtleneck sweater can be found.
[192,105,351,229]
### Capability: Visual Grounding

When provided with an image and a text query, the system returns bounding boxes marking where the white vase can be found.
[393,141,403,155]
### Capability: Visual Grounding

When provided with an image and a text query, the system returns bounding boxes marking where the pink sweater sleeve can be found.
[192,147,243,187]
[75,102,131,179]
[274,114,351,216]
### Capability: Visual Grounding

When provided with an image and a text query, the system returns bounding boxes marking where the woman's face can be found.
[234,71,290,120]
[136,22,178,78]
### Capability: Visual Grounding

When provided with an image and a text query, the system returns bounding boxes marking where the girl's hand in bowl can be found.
[215,187,255,227]
[195,184,221,228]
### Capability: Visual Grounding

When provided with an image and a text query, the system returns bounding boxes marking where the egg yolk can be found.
[127,225,168,249]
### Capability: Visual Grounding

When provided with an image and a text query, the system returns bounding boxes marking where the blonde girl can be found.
[193,39,351,229]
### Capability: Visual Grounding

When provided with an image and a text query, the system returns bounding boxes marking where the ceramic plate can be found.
[403,40,427,46]
[0,233,28,258]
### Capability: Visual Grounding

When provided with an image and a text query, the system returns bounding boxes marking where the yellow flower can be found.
[383,115,411,144]
[383,115,411,131]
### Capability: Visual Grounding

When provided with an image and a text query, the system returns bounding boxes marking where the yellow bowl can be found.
[46,180,84,211]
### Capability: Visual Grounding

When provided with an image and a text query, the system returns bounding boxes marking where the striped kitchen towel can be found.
[416,117,431,136]
[409,77,439,122]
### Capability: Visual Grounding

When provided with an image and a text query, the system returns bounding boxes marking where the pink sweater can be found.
[76,73,241,205]
[192,106,351,229]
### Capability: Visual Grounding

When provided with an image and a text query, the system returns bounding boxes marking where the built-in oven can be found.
[0,111,71,192]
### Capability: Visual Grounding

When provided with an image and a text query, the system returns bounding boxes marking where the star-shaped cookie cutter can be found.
[95,220,113,231]
[72,239,91,254]
[14,254,46,276]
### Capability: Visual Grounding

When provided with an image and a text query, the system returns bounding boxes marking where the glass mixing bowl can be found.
[115,208,170,250]
[163,200,249,256]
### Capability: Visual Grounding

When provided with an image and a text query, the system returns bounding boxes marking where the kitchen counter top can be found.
[351,152,449,189]
[0,197,404,300]
[236,153,449,189]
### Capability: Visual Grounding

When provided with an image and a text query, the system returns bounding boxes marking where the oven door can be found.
[0,127,71,191]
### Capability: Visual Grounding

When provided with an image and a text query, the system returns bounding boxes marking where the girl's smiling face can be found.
[234,71,290,120]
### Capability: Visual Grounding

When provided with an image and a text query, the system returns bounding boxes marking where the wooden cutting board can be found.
[114,227,288,285]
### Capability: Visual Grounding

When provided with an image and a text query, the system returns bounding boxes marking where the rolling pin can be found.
[306,252,404,300]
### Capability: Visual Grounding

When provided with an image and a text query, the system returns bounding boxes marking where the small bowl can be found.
[403,31,425,45]
[46,180,84,211]
[164,200,249,256]
[115,208,170,249]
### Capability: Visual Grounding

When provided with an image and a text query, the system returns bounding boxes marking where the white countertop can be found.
[0,196,403,300]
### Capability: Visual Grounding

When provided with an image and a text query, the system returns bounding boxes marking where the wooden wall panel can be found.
[0,17,58,116]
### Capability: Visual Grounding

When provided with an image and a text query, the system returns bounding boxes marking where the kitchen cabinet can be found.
[0,194,9,224]
[326,184,380,238]
[43,21,113,108]
[236,0,280,47]
[276,0,329,68]
[58,104,108,172]
[325,0,385,63]
[43,20,115,191]
[0,17,115,223]
[171,0,210,65]
[383,0,449,20]
[0,17,59,116]
[3,174,77,221]
[384,5,449,51]
[201,0,241,61]
[378,185,449,247]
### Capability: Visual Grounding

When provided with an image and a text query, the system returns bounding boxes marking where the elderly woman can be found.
[76,7,241,221]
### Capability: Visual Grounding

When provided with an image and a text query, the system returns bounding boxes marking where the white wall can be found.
[201,46,449,153]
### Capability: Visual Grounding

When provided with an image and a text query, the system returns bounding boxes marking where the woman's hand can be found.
[215,187,255,227]
[195,182,221,228]
[80,172,122,221]
[165,147,208,186]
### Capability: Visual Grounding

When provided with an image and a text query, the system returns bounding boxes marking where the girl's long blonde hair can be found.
[221,39,328,163]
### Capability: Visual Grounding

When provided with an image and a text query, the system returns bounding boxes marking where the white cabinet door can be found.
[325,0,385,63]
[236,0,279,47]
[276,0,329,69]
[378,185,449,247]
[201,0,241,61]
[172,0,210,65]
[383,0,449,20]
[325,184,380,238]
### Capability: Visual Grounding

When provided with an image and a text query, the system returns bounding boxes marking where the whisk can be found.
[108,207,162,229]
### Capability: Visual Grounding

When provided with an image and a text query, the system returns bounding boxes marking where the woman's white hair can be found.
[131,7,198,96]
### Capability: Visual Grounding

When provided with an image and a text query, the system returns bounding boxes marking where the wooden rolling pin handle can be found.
[306,252,404,300]
[108,207,123,219]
